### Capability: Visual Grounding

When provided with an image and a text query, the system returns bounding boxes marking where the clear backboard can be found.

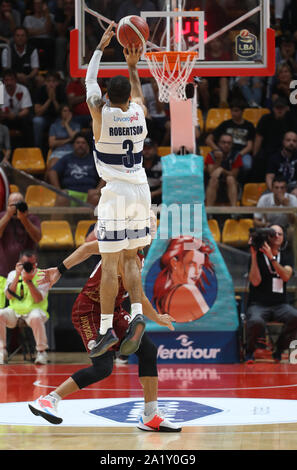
[70,0,275,78]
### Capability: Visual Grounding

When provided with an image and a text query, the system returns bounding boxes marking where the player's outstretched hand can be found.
[156,313,175,331]
[97,22,115,52]
[37,267,61,288]
[123,45,143,67]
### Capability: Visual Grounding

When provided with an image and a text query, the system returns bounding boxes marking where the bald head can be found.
[7,192,24,216]
[8,192,24,205]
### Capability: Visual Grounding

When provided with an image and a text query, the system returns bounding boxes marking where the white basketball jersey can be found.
[93,101,148,184]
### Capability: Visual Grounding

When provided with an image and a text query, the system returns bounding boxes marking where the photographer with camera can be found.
[245,224,297,363]
[0,192,41,277]
[0,250,50,365]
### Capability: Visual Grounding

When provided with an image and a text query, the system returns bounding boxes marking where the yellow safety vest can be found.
[0,276,6,308]
[8,269,49,317]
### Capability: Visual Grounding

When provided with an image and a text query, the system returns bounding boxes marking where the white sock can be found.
[48,391,61,403]
[100,314,114,334]
[144,400,158,417]
[130,303,143,321]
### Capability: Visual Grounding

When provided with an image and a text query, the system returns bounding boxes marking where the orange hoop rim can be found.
[145,50,198,64]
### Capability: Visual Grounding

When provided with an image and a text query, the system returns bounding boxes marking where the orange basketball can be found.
[116,15,149,49]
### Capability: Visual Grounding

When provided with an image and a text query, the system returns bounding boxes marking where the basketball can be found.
[116,15,149,49]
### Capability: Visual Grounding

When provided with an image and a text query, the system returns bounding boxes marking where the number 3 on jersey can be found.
[122,139,135,168]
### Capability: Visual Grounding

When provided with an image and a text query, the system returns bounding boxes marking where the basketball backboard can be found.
[70,0,275,78]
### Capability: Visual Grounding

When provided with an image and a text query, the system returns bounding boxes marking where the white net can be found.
[145,51,198,102]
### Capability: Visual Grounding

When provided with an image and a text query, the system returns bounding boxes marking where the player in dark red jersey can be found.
[28,238,181,432]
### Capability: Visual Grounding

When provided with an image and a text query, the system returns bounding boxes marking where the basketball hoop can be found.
[144,51,198,102]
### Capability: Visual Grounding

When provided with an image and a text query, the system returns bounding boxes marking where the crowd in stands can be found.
[0,0,297,364]
[0,2,295,203]
[0,0,295,227]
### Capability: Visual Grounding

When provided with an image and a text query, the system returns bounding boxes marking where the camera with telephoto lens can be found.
[14,201,28,213]
[22,261,34,273]
[249,227,277,251]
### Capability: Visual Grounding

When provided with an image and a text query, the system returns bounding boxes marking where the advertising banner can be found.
[141,154,239,363]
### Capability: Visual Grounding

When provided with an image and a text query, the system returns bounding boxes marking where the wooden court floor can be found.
[1,353,297,451]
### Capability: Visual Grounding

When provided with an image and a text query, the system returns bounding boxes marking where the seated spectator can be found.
[66,77,91,128]
[274,0,290,31]
[232,76,265,108]
[271,63,296,106]
[199,77,229,111]
[54,0,75,75]
[0,120,10,162]
[0,191,41,278]
[282,1,297,41]
[0,69,33,147]
[0,0,20,44]
[142,78,170,145]
[47,104,80,171]
[23,0,55,69]
[254,176,297,235]
[275,33,297,74]
[33,71,67,151]
[252,98,297,181]
[266,131,297,193]
[206,99,255,182]
[205,133,243,207]
[48,133,100,207]
[1,26,40,88]
[245,224,297,363]
[205,37,232,62]
[0,250,50,365]
[143,137,162,206]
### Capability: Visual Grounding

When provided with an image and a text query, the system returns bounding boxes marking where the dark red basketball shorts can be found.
[71,293,130,353]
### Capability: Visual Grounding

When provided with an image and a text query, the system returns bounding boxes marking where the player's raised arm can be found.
[123,45,147,116]
[85,22,115,140]
[38,241,100,287]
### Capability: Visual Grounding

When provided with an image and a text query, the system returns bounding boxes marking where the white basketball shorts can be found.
[96,180,151,253]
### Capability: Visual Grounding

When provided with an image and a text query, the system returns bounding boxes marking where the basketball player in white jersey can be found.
[85,23,151,357]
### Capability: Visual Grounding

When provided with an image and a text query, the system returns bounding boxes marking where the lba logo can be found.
[157,334,221,361]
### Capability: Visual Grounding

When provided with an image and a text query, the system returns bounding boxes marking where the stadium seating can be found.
[39,220,74,249]
[25,185,56,207]
[222,218,254,247]
[205,108,232,133]
[208,218,221,243]
[222,219,238,245]
[241,183,267,206]
[9,184,19,193]
[237,218,254,244]
[243,108,270,127]
[158,146,171,157]
[197,108,204,132]
[75,220,96,246]
[12,148,45,174]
